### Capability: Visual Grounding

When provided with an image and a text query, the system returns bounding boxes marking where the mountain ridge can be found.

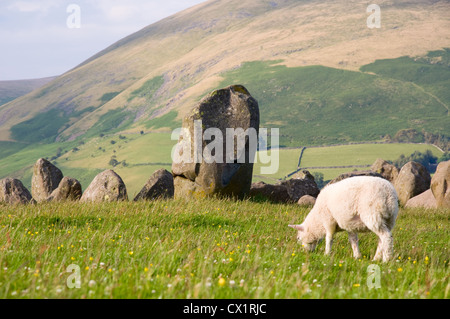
[0,0,449,145]
[0,76,57,107]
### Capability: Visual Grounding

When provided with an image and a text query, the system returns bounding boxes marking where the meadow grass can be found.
[0,199,448,299]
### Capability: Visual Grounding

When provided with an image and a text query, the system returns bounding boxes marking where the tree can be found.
[109,158,119,167]
[392,150,438,172]
[312,172,326,189]
[438,152,450,163]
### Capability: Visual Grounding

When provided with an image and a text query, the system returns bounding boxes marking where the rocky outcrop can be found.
[430,160,450,208]
[394,161,431,206]
[0,178,33,205]
[80,170,128,203]
[31,158,63,202]
[172,85,260,200]
[134,169,174,201]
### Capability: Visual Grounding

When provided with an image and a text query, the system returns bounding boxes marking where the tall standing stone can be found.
[394,161,431,205]
[32,158,63,202]
[431,160,450,208]
[172,85,260,199]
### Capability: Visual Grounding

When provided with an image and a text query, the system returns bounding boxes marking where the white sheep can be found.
[289,176,399,262]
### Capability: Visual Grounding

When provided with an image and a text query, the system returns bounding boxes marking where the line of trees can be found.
[389,150,448,173]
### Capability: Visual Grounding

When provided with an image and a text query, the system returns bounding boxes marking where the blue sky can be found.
[0,0,206,80]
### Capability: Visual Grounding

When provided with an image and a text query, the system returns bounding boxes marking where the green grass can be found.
[0,199,448,299]
[127,76,165,103]
[10,109,72,144]
[10,107,96,144]
[82,108,136,139]
[361,49,450,109]
[145,110,180,130]
[0,143,77,182]
[300,143,442,168]
[252,143,443,183]
[0,142,29,158]
[99,92,122,104]
[0,133,175,198]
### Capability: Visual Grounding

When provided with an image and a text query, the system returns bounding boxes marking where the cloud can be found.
[7,0,59,13]
[0,0,207,80]
[105,5,139,21]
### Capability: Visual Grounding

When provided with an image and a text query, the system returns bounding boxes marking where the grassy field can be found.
[253,143,443,183]
[0,135,444,196]
[0,199,448,299]
[0,133,175,198]
[299,143,444,182]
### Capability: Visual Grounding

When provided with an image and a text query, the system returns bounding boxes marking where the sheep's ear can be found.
[289,225,304,231]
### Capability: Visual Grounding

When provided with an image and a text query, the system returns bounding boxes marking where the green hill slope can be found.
[216,57,450,147]
[0,0,449,143]
[0,0,449,190]
[0,77,56,106]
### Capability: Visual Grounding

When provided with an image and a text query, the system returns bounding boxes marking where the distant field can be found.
[0,199,447,299]
[0,134,444,196]
[254,143,444,183]
[0,133,175,198]
[300,143,444,182]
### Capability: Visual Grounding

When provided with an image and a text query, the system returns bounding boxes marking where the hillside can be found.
[0,0,449,145]
[0,0,449,193]
[0,77,56,107]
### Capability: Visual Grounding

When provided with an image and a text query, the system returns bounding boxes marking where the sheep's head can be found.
[288,224,319,252]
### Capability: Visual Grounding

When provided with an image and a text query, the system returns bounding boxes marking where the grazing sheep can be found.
[289,176,399,262]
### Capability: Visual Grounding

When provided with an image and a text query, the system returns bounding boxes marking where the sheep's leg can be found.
[324,223,338,255]
[373,231,394,262]
[325,233,334,255]
[373,239,383,261]
[381,232,394,262]
[348,232,362,259]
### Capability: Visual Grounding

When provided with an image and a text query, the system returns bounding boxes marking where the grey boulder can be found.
[31,158,63,202]
[0,178,33,205]
[81,170,128,203]
[134,169,174,201]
